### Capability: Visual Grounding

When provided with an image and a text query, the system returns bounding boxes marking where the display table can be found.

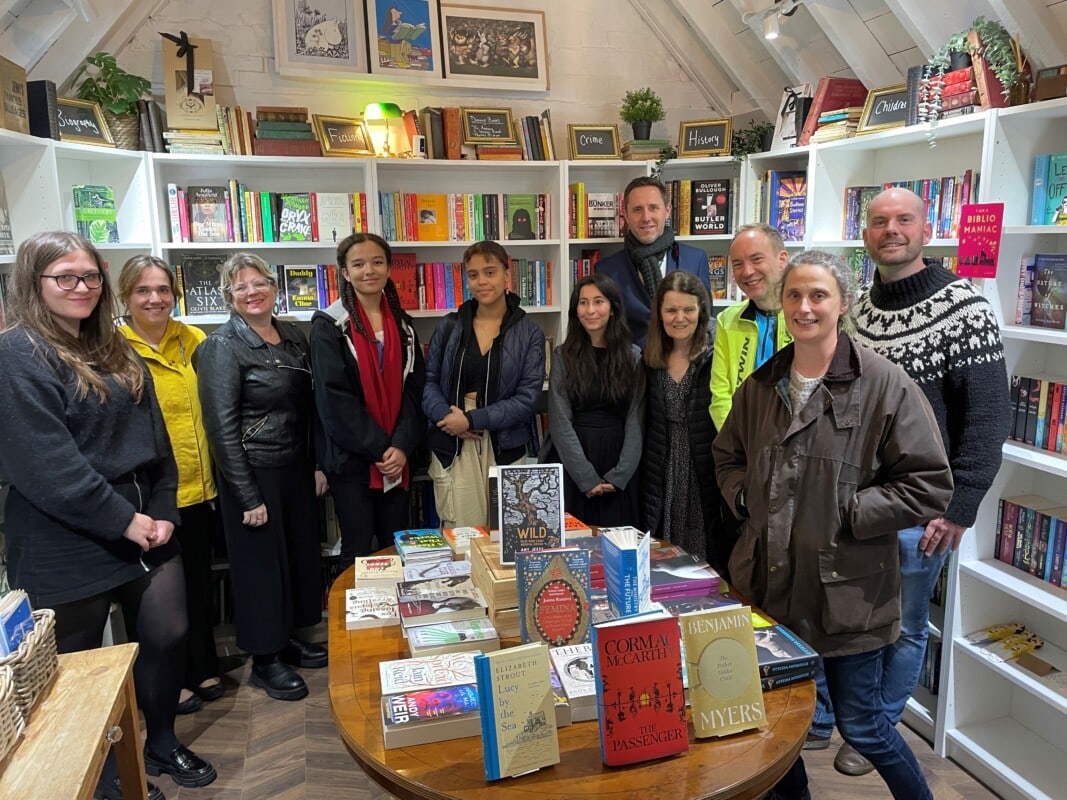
[0,642,148,800]
[328,564,814,800]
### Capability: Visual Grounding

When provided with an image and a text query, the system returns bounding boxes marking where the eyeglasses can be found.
[41,272,105,290]
[231,280,276,296]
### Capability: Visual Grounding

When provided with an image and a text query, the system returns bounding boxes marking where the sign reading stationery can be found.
[678,118,732,158]
[460,108,515,145]
[568,125,620,160]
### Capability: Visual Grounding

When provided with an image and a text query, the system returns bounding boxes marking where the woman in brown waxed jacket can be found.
[713,251,952,800]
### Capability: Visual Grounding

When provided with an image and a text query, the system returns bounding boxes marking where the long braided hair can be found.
[337,232,410,347]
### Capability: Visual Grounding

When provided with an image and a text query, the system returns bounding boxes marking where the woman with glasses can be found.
[0,232,216,799]
[195,253,326,702]
[309,234,424,563]
[116,256,224,717]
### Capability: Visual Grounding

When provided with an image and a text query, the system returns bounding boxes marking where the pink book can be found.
[177,189,191,242]
[956,202,1003,278]
[432,262,447,310]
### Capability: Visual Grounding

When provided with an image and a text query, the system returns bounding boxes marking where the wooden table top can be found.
[327,564,814,800]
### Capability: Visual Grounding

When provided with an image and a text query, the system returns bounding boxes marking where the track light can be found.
[762,14,780,40]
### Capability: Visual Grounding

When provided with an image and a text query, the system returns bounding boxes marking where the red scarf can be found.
[349,299,407,489]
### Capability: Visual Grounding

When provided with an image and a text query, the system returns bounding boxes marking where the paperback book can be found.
[649,546,720,600]
[497,463,565,564]
[278,192,314,241]
[314,192,353,243]
[690,180,731,235]
[283,265,321,310]
[599,526,653,618]
[188,186,230,243]
[549,642,598,721]
[1030,253,1067,330]
[397,576,477,598]
[353,554,404,588]
[397,587,488,630]
[394,529,452,565]
[177,254,228,315]
[407,619,500,658]
[402,560,472,582]
[72,184,120,244]
[345,587,399,629]
[516,547,591,646]
[753,623,819,686]
[442,526,489,557]
[0,174,12,255]
[378,651,480,696]
[381,685,481,749]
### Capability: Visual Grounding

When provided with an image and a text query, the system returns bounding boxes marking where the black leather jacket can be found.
[194,313,314,510]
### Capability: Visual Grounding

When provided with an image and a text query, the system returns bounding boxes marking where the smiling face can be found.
[40,249,103,337]
[230,266,278,324]
[862,188,932,280]
[576,283,612,343]
[127,265,176,333]
[729,228,788,309]
[465,252,508,308]
[342,239,391,304]
[782,263,845,348]
[660,289,700,346]
[624,185,671,245]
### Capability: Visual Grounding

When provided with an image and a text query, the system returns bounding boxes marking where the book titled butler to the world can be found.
[497,463,565,564]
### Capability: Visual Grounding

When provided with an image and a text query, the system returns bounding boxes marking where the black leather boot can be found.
[250,656,309,700]
[281,637,328,669]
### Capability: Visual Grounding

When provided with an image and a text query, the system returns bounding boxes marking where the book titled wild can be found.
[497,463,565,564]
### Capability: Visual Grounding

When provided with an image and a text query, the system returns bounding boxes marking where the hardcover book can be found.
[344,587,399,629]
[0,55,28,134]
[353,555,404,588]
[548,643,598,721]
[798,77,868,146]
[378,651,480,696]
[313,193,352,243]
[177,254,228,315]
[381,685,481,749]
[1043,153,1067,225]
[407,619,500,658]
[649,545,720,600]
[26,79,59,140]
[586,193,618,239]
[390,252,420,310]
[72,185,120,244]
[680,605,766,738]
[516,547,591,646]
[600,526,653,618]
[690,180,731,235]
[767,172,807,242]
[278,193,314,241]
[0,174,12,255]
[188,186,231,243]
[497,463,565,564]
[956,203,1004,279]
[283,265,321,310]
[505,194,540,240]
[397,587,488,629]
[592,610,688,765]
[1030,253,1067,330]
[475,643,560,781]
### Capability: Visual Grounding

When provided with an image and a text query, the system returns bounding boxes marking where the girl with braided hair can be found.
[309,233,425,563]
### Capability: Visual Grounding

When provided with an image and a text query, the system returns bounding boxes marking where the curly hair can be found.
[559,273,639,404]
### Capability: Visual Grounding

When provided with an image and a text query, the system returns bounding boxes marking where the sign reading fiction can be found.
[312,114,374,157]
[460,108,515,144]
[857,84,909,135]
[56,98,114,147]
[568,124,620,159]
[678,119,732,157]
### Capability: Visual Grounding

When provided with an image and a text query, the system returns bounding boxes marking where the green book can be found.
[255,120,313,132]
[72,185,119,244]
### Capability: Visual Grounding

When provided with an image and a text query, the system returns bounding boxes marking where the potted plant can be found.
[72,52,153,150]
[731,120,774,162]
[620,87,665,142]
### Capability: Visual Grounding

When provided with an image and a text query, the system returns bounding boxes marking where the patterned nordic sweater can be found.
[852,265,1011,527]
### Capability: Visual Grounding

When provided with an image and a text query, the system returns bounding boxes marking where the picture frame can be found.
[460,107,516,145]
[568,124,621,160]
[677,118,732,158]
[366,0,443,78]
[272,0,368,77]
[56,98,115,147]
[312,114,376,157]
[856,84,909,135]
[441,4,549,92]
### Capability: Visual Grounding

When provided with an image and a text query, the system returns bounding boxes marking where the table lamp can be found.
[364,102,404,158]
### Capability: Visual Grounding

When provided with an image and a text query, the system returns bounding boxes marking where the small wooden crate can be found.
[469,538,517,611]
[0,609,58,723]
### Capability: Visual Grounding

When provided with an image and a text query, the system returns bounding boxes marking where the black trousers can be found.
[327,473,409,564]
[176,501,222,686]
[215,460,323,655]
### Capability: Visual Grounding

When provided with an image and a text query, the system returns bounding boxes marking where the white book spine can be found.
[167,183,182,243]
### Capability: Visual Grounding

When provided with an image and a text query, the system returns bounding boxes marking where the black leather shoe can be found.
[281,637,328,669]
[144,744,218,788]
[176,693,203,715]
[194,680,225,702]
[94,776,166,800]
[250,658,309,700]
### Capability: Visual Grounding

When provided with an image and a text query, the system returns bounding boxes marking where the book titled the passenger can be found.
[497,463,565,564]
[516,547,591,646]
[475,643,560,780]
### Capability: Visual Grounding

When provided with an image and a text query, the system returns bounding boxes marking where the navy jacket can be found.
[596,241,710,347]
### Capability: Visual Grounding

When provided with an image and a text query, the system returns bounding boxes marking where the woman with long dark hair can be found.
[543,273,643,526]
[309,233,425,563]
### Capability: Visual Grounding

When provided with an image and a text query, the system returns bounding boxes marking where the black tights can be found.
[53,556,188,777]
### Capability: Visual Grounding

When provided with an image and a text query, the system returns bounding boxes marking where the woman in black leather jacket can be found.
[195,253,326,702]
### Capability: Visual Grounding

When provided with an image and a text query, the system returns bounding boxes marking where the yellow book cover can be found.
[678,179,692,236]
[416,194,450,241]
[680,604,767,738]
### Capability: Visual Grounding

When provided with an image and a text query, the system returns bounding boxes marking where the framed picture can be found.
[460,107,516,145]
[272,0,368,77]
[312,114,375,157]
[56,98,115,147]
[441,4,549,92]
[568,125,620,160]
[856,84,909,135]
[366,0,443,77]
[677,118,732,158]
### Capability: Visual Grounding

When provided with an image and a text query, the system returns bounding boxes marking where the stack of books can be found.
[442,526,490,559]
[393,529,452,566]
[649,545,721,601]
[810,106,863,142]
[621,138,670,160]
[751,612,820,691]
[345,555,404,630]
[396,580,489,633]
[378,652,483,749]
[938,66,979,119]
[253,106,321,157]
[164,128,225,154]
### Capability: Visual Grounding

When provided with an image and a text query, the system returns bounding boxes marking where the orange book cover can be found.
[442,107,462,160]
[416,194,450,241]
[798,77,867,146]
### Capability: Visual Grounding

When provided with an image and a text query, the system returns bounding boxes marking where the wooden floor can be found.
[156,654,1001,800]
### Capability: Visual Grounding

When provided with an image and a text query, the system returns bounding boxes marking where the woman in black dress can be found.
[544,273,643,527]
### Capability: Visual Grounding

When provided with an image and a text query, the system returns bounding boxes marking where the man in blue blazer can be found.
[596,176,711,347]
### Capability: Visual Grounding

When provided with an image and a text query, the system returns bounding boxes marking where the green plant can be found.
[72,52,152,117]
[620,87,666,124]
[652,145,677,180]
[731,120,774,161]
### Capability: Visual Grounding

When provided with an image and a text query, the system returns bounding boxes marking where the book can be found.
[753,623,819,678]
[313,193,352,243]
[0,590,34,657]
[516,547,591,646]
[1032,154,1052,226]
[680,605,766,738]
[475,643,560,780]
[956,202,1004,279]
[798,77,868,146]
[592,610,688,765]
[26,79,59,140]
[1043,153,1067,226]
[549,643,598,721]
[767,172,807,241]
[397,587,488,629]
[600,526,653,618]
[1030,254,1067,330]
[548,661,572,727]
[72,185,120,244]
[381,685,481,749]
[393,529,452,565]
[690,180,731,235]
[649,546,720,600]
[397,575,477,598]
[402,560,472,582]
[378,651,480,696]
[497,463,565,564]
[252,138,322,157]
[586,193,618,238]
[345,587,399,629]
[282,265,321,310]
[188,186,231,243]
[407,619,500,658]
[505,194,540,240]
[0,174,12,255]
[177,253,228,315]
[353,554,404,588]
[442,526,489,557]
[0,55,28,134]
[277,193,314,241]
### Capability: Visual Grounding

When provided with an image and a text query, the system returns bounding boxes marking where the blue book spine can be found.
[1044,517,1061,582]
[444,262,456,309]
[1032,154,1051,225]
[538,261,547,307]
[316,265,328,308]
[474,654,500,780]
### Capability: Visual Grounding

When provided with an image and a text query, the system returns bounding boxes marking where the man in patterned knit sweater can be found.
[827,187,1012,776]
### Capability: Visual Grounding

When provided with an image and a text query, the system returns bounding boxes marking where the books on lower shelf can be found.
[841,172,975,241]
[72,185,120,244]
[995,494,1067,587]
[1008,374,1067,453]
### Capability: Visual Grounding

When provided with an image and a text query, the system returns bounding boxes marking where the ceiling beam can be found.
[799,0,903,88]
[984,0,1067,70]
[882,0,988,57]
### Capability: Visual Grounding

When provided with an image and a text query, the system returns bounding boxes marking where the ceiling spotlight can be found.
[762,14,780,40]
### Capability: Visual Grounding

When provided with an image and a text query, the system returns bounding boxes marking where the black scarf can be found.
[624,227,676,301]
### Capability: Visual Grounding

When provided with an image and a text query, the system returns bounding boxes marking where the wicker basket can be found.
[0,609,58,722]
[0,665,25,764]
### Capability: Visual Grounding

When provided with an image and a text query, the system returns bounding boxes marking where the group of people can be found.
[0,176,1011,800]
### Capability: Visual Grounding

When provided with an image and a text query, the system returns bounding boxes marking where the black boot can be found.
[281,637,328,669]
[93,776,166,800]
[144,744,218,788]
[250,655,309,700]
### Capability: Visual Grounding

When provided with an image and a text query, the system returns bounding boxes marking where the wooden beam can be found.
[984,0,1067,69]
[0,0,77,72]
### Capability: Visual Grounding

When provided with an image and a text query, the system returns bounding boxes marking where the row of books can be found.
[809,105,862,143]
[758,170,806,242]
[1009,373,1067,455]
[391,254,553,311]
[1030,152,1067,226]
[841,171,976,241]
[567,183,624,239]
[665,179,733,237]
[1015,253,1067,330]
[377,192,551,242]
[996,495,1067,587]
[172,256,340,316]
[918,637,943,696]
[621,138,670,161]
[167,184,370,244]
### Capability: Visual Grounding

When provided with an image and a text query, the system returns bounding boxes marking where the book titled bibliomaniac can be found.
[679,605,766,738]
[956,202,1004,279]
[516,547,591,646]
[475,643,560,781]
[497,463,565,564]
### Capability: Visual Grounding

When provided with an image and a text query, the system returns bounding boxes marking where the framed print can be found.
[460,107,515,145]
[367,0,443,76]
[56,98,115,147]
[312,114,376,157]
[272,0,368,77]
[856,84,909,135]
[568,125,620,160]
[441,4,549,92]
[678,118,732,157]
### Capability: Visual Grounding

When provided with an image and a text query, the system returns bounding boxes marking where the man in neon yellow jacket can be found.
[708,224,792,429]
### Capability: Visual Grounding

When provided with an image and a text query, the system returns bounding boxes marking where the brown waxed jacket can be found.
[714,333,953,658]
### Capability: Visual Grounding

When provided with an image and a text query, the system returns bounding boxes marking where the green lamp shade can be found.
[364,102,402,120]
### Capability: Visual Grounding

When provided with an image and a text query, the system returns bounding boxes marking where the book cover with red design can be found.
[798,77,868,146]
[956,202,1004,278]
[390,251,419,310]
[516,547,591,646]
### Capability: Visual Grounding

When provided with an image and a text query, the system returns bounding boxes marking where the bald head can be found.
[862,188,932,282]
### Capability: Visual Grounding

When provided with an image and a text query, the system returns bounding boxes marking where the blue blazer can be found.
[595,242,710,347]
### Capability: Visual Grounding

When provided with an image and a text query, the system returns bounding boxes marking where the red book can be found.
[798,77,868,146]
[956,202,1003,279]
[391,252,419,310]
[941,80,977,99]
[940,90,979,111]
[593,612,688,766]
[253,138,322,157]
[942,66,975,87]
[442,107,462,161]
[968,30,1009,108]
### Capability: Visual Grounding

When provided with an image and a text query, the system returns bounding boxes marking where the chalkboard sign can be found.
[312,115,374,157]
[677,118,731,158]
[56,98,115,147]
[460,108,515,144]
[857,84,909,135]
[568,124,620,160]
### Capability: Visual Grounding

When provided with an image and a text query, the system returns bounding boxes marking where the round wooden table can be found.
[327,565,814,800]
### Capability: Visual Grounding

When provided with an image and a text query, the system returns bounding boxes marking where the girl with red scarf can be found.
[310,234,425,564]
